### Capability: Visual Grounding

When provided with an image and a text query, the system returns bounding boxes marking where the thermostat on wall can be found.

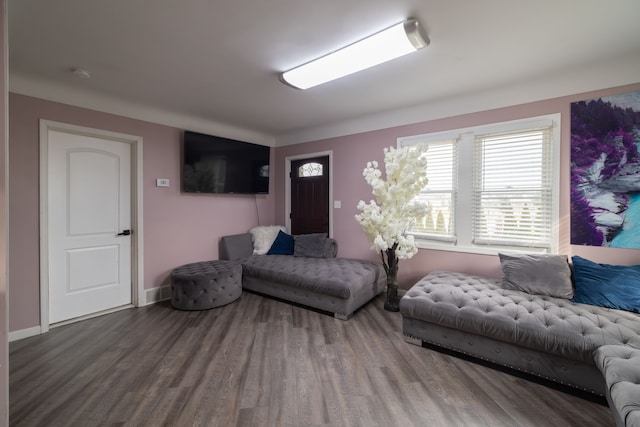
[156,178,170,187]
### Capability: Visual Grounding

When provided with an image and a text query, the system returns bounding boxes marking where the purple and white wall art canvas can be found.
[571,90,640,248]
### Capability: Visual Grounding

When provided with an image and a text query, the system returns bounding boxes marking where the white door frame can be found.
[39,120,144,333]
[285,150,333,237]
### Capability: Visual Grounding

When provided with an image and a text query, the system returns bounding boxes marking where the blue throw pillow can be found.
[571,256,640,313]
[267,230,294,255]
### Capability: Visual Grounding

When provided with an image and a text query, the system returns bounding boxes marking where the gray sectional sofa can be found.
[400,270,640,393]
[595,345,640,427]
[400,270,640,425]
[219,232,386,319]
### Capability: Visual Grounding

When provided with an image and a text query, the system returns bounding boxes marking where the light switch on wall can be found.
[156,178,170,187]
[334,200,341,208]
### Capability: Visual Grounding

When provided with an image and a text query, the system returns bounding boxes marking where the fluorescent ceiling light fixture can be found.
[280,18,429,90]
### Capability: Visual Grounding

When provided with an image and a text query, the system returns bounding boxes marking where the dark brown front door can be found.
[290,156,329,235]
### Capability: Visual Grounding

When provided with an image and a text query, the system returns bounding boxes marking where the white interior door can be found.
[47,129,133,324]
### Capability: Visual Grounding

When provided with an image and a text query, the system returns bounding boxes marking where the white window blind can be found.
[472,127,553,248]
[410,140,457,241]
[399,114,559,254]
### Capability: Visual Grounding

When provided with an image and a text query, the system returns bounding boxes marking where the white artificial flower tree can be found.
[355,145,429,311]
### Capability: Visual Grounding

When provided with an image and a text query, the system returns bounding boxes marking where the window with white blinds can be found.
[473,127,553,248]
[398,114,560,254]
[410,140,457,241]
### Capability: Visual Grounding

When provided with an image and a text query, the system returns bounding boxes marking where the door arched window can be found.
[298,162,323,177]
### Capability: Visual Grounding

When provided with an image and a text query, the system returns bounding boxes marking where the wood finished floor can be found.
[10,293,614,427]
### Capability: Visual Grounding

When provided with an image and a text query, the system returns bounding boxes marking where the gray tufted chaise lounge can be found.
[400,271,640,396]
[594,345,640,427]
[219,233,386,320]
[171,260,242,310]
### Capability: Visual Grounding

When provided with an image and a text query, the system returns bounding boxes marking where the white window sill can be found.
[414,240,552,256]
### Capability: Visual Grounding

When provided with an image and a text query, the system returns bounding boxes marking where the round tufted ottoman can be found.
[170,260,242,310]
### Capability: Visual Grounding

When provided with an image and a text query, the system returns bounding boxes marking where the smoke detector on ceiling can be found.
[70,67,91,79]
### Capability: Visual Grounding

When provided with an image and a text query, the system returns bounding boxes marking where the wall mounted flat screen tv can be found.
[183,131,270,194]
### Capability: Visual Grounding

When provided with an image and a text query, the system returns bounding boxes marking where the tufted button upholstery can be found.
[399,271,640,363]
[594,345,640,427]
[171,260,242,310]
[240,254,383,299]
[218,233,386,319]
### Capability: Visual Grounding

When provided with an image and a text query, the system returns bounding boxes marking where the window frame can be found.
[398,114,561,255]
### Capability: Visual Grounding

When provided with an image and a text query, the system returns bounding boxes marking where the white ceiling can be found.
[8,0,640,145]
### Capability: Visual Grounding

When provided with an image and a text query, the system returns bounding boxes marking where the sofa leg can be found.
[334,312,352,321]
[404,335,423,346]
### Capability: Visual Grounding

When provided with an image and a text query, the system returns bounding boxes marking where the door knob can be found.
[117,229,131,236]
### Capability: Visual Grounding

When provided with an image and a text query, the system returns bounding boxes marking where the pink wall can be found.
[9,81,640,332]
[8,93,275,332]
[275,82,640,288]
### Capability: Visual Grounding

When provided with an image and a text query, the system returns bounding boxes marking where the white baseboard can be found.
[9,326,42,342]
[145,285,171,305]
[10,288,171,342]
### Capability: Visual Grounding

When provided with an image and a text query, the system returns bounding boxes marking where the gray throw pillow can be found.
[294,233,330,258]
[499,253,574,299]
